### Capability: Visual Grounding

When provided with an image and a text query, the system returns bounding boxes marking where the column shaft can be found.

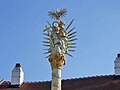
[51,68,61,90]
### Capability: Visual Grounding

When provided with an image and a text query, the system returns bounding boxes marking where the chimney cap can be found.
[117,54,120,57]
[15,63,21,67]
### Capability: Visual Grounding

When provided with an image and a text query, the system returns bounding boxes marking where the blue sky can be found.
[0,0,120,81]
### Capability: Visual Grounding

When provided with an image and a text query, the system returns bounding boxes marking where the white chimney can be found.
[114,54,120,76]
[11,63,24,87]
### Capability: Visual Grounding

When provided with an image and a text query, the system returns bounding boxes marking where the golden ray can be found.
[66,53,73,57]
[67,27,76,34]
[45,55,51,58]
[68,50,75,52]
[43,33,49,37]
[68,38,77,42]
[43,38,51,40]
[47,21,52,27]
[42,41,50,44]
[68,32,76,36]
[43,44,50,47]
[66,19,74,30]
[43,51,50,54]
[67,46,76,48]
[68,43,76,45]
[68,35,76,39]
[43,48,50,51]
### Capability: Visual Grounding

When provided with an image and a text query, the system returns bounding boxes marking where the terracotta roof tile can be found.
[1,75,120,90]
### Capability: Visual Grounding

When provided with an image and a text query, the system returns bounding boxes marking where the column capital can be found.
[49,54,66,69]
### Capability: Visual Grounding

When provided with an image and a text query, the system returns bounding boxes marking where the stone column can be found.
[49,54,66,90]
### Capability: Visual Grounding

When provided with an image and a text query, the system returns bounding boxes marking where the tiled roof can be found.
[1,75,120,90]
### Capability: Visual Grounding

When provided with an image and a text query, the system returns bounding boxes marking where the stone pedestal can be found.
[49,54,66,90]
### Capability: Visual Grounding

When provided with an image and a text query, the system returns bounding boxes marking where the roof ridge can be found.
[25,80,50,84]
[1,74,113,83]
[62,74,113,81]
